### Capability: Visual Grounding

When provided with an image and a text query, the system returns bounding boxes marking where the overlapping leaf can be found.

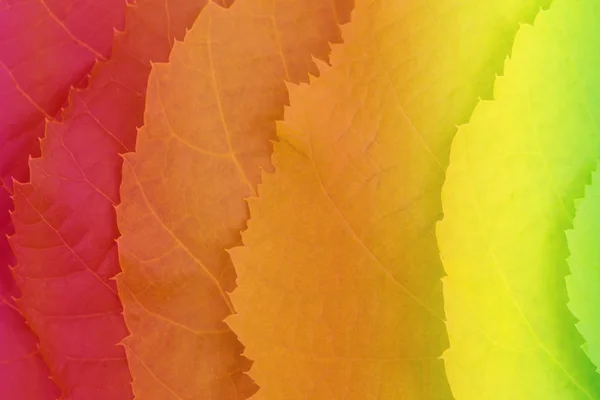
[0,184,60,399]
[228,0,553,398]
[0,0,126,396]
[0,0,127,264]
[437,0,600,397]
[0,0,125,188]
[567,165,600,373]
[231,2,437,398]
[8,0,225,398]
[116,0,353,398]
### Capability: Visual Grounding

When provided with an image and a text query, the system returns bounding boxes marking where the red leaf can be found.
[0,0,126,397]
[9,0,227,398]
[0,186,60,400]
[0,0,126,187]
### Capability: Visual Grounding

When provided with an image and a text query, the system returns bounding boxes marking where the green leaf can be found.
[567,165,600,373]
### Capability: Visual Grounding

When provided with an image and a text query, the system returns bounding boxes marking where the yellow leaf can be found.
[438,0,600,397]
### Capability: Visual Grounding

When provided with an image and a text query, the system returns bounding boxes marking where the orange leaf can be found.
[228,0,552,398]
[9,0,222,398]
[116,0,353,398]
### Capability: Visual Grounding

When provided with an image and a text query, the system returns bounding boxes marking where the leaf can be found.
[0,186,60,400]
[116,0,353,398]
[8,0,222,398]
[227,0,552,397]
[566,165,600,373]
[0,0,126,188]
[0,0,126,396]
[437,0,600,398]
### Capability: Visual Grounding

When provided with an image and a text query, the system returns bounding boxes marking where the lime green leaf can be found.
[567,165,600,373]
